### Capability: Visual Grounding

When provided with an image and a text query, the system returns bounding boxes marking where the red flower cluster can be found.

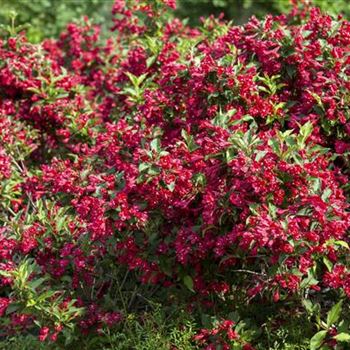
[0,0,350,347]
[194,320,239,349]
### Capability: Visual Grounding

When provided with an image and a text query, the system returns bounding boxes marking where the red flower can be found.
[0,297,10,317]
[39,327,50,342]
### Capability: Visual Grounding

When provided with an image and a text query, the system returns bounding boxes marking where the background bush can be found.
[0,0,113,42]
[1,0,350,42]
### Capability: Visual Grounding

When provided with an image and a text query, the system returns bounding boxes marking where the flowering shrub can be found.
[1,1,350,349]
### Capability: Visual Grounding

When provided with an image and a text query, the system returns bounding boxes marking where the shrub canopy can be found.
[1,1,350,349]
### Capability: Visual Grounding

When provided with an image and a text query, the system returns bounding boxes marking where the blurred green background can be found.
[175,0,350,24]
[1,0,350,42]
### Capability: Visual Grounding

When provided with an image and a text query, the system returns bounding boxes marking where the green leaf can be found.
[310,144,330,155]
[268,138,280,154]
[321,188,332,202]
[255,150,267,162]
[183,275,194,292]
[56,215,67,232]
[311,178,322,193]
[181,129,189,141]
[249,203,259,216]
[181,129,199,152]
[5,303,20,315]
[334,333,350,342]
[327,300,343,327]
[166,182,175,192]
[125,72,147,87]
[147,165,160,176]
[192,173,206,187]
[150,138,161,153]
[37,290,58,302]
[29,277,47,290]
[226,148,236,163]
[302,299,314,314]
[212,108,236,129]
[323,257,333,272]
[300,270,318,289]
[268,203,277,219]
[146,55,157,68]
[300,121,313,138]
[334,240,349,249]
[138,162,150,173]
[310,330,327,350]
[297,121,313,148]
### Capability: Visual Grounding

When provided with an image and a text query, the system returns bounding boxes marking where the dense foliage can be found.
[1,0,350,349]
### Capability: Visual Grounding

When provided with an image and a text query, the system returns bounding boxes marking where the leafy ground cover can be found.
[1,1,350,349]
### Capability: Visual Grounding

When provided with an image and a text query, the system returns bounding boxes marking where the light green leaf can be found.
[310,330,327,350]
[150,138,161,153]
[321,188,332,202]
[167,182,175,192]
[138,162,150,173]
[255,150,268,162]
[300,270,318,289]
[302,299,314,314]
[334,240,349,249]
[323,257,333,273]
[334,333,350,342]
[327,300,343,327]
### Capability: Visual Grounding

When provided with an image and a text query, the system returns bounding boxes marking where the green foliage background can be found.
[176,0,350,25]
[1,0,350,42]
[0,0,113,42]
